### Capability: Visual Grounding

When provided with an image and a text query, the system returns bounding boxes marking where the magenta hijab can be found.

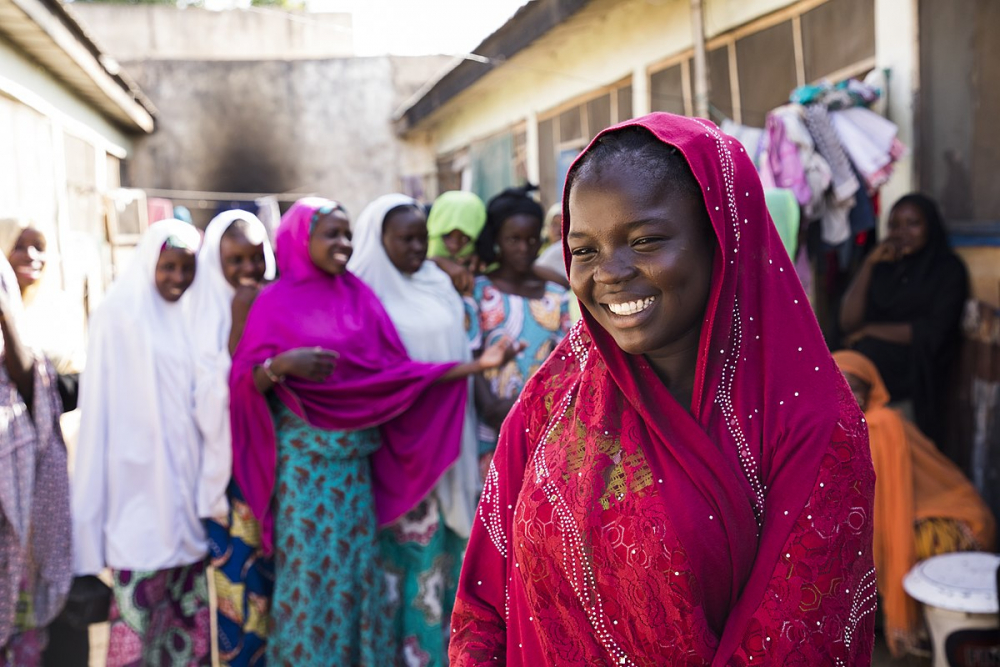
[229,197,467,552]
[562,114,852,661]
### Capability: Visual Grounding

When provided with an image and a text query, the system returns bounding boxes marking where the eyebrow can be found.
[566,217,662,240]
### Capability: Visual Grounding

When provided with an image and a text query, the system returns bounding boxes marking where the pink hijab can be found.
[449,113,873,665]
[229,198,467,552]
[564,113,853,660]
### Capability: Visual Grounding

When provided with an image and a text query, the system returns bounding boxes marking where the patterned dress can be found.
[379,495,465,667]
[205,482,274,667]
[267,403,391,667]
[106,561,211,667]
[465,276,570,470]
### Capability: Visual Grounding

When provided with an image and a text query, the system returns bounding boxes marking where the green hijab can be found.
[426,191,487,259]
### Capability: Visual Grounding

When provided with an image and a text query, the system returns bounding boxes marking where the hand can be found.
[843,326,869,346]
[479,337,527,370]
[436,257,475,295]
[274,347,339,382]
[866,241,899,265]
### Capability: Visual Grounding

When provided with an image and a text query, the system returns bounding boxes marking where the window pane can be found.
[708,46,732,121]
[617,85,633,121]
[736,20,797,127]
[650,63,685,115]
[559,106,583,143]
[587,94,612,138]
[802,0,876,82]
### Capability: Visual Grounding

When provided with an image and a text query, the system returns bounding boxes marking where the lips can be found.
[332,252,350,263]
[606,297,656,316]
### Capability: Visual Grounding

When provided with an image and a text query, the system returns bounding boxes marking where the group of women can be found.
[2,164,570,665]
[0,111,993,667]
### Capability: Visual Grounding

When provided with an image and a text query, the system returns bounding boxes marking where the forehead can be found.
[158,246,195,263]
[499,213,542,233]
[384,207,426,231]
[568,167,706,232]
[890,202,925,222]
[312,209,350,230]
[17,228,45,244]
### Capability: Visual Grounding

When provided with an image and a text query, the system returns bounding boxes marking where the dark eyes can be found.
[569,237,665,258]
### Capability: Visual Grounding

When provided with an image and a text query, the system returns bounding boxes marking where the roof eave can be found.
[0,0,155,133]
[398,0,593,134]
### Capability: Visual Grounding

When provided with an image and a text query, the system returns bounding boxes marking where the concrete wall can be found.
[121,55,451,220]
[68,4,354,61]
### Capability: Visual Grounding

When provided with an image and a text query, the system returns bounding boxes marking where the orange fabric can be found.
[833,350,996,657]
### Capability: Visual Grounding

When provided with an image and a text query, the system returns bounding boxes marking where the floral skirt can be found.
[206,481,275,667]
[106,561,211,667]
[379,494,465,667]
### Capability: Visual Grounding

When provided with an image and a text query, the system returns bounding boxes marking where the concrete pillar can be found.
[631,65,650,118]
[875,0,919,231]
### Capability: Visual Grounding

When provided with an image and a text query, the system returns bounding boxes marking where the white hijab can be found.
[187,210,275,519]
[73,219,207,573]
[348,194,479,537]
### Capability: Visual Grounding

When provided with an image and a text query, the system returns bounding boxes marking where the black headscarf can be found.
[855,193,968,444]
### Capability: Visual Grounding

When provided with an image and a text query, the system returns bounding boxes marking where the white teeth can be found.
[607,297,656,316]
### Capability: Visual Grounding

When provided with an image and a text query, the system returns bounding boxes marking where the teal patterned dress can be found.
[267,403,391,667]
[378,496,465,667]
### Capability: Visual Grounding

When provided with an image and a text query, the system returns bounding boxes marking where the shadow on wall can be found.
[121,57,425,219]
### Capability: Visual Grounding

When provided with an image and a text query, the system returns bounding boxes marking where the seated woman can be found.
[467,186,571,479]
[450,113,877,666]
[426,191,488,295]
[840,194,968,444]
[229,198,519,666]
[834,350,996,657]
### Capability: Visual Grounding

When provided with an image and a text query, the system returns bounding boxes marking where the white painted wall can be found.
[0,36,132,301]
[0,36,133,154]
[408,0,798,172]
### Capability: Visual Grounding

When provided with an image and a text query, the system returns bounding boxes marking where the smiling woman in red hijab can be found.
[449,113,877,666]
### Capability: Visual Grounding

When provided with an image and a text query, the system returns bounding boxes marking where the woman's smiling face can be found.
[567,161,715,360]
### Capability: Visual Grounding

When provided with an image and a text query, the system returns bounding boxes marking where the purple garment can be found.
[762,114,812,206]
[229,198,467,553]
[0,360,72,648]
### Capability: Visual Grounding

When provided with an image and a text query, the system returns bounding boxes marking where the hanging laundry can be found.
[772,105,832,219]
[803,105,859,205]
[764,188,800,260]
[830,107,907,191]
[254,196,281,245]
[147,197,174,225]
[759,113,811,206]
[721,119,764,166]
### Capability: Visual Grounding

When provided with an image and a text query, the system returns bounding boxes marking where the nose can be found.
[26,247,44,262]
[593,249,639,285]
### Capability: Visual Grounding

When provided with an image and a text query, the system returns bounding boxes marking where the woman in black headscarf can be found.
[840,193,968,445]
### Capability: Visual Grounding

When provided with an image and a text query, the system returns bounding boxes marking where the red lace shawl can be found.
[449,113,877,666]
